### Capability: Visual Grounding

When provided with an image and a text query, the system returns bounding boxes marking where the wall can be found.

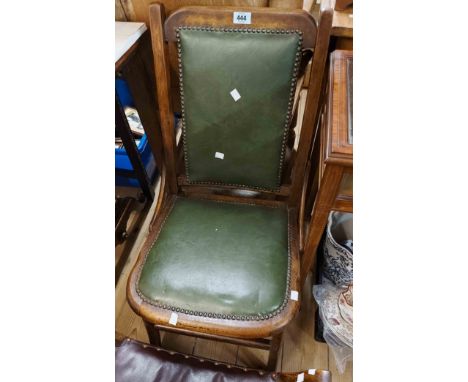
[115,0,303,24]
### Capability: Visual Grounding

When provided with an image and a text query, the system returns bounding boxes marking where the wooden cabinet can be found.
[301,50,353,284]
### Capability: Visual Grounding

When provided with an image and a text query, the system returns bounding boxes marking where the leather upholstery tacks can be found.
[137,198,291,320]
[177,27,303,191]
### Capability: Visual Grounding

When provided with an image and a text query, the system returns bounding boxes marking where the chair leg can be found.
[267,332,283,371]
[144,320,161,346]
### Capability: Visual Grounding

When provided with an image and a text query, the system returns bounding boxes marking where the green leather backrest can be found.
[177,27,302,191]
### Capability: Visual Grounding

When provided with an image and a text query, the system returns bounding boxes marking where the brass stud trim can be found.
[134,197,292,322]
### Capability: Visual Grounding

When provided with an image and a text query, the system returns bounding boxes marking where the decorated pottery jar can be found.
[323,212,353,286]
[313,281,353,348]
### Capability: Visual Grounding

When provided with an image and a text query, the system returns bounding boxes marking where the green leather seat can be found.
[137,197,290,320]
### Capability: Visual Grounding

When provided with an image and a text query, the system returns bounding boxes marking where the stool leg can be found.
[144,321,161,346]
[267,332,283,371]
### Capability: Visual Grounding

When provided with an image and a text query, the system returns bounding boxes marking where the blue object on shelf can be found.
[115,133,158,188]
[115,77,158,188]
[115,78,135,108]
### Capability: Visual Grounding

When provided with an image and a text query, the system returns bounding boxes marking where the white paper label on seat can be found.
[215,152,224,159]
[308,369,316,375]
[233,12,251,24]
[296,372,305,382]
[290,290,299,301]
[169,312,178,326]
[230,88,241,102]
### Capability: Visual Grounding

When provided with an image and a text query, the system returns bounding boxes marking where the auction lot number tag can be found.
[233,12,251,24]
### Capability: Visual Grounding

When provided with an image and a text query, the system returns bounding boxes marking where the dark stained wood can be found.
[145,320,162,346]
[333,36,353,50]
[115,37,140,72]
[267,332,283,370]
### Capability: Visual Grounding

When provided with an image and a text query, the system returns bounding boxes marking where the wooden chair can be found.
[127,1,334,370]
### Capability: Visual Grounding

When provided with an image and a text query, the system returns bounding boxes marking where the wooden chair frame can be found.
[127,1,333,370]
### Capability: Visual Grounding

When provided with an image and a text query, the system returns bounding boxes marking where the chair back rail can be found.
[164,7,317,46]
[289,0,334,207]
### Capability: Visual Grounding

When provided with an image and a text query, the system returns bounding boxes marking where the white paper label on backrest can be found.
[308,369,316,375]
[296,372,305,382]
[233,12,251,24]
[230,88,241,102]
[215,152,224,159]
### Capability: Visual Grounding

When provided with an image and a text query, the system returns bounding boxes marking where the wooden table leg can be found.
[144,320,161,347]
[267,332,283,371]
[301,164,344,286]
